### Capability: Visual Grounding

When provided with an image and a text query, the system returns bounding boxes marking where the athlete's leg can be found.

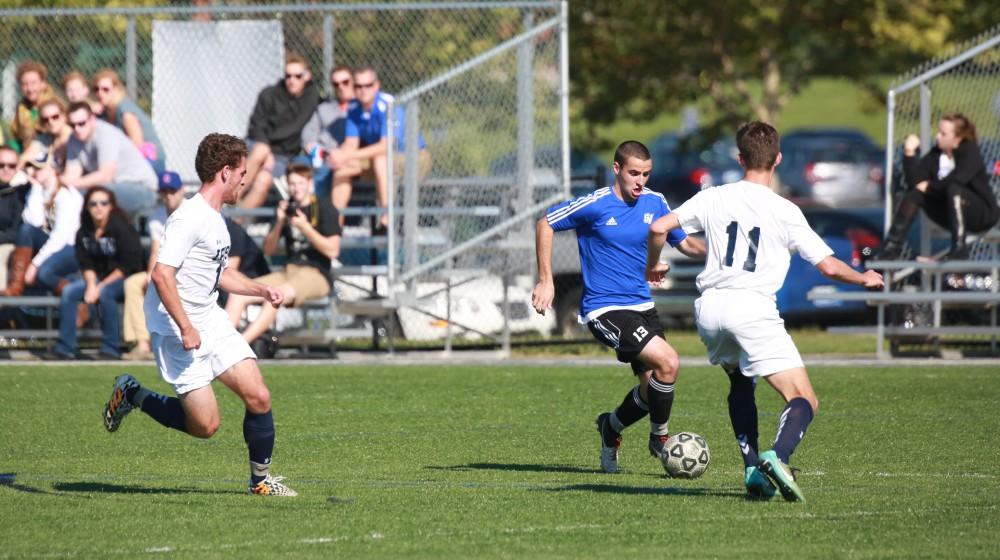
[177,385,222,438]
[763,366,818,463]
[636,336,680,453]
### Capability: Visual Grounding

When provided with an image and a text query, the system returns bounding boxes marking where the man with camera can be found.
[225,161,341,345]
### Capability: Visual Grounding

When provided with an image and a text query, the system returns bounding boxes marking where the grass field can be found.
[3,362,999,558]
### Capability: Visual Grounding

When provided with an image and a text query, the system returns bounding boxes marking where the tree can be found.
[569,0,997,149]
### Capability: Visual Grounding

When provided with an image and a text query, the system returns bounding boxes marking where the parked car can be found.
[647,131,743,208]
[778,129,884,208]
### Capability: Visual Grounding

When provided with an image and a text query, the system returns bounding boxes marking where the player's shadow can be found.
[428,463,601,475]
[551,483,743,498]
[52,481,231,496]
[0,472,59,496]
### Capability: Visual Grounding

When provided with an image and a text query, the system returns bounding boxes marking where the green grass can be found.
[4,363,999,558]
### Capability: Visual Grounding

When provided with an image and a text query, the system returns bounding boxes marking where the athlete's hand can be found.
[265,286,284,309]
[180,324,201,351]
[645,261,670,286]
[861,269,884,290]
[531,281,554,315]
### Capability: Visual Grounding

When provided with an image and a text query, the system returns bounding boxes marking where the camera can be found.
[286,199,300,217]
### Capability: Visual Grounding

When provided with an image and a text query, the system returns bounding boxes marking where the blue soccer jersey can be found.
[547,187,687,321]
[344,91,427,150]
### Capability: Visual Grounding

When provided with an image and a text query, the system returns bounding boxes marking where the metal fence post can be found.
[515,10,535,218]
[323,13,334,86]
[403,99,420,290]
[126,16,137,99]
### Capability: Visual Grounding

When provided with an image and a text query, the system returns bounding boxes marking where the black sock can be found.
[773,397,814,464]
[244,410,275,485]
[611,384,648,433]
[647,377,674,436]
[726,368,760,468]
[139,393,188,433]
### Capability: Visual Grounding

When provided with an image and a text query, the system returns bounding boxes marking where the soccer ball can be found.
[661,432,710,479]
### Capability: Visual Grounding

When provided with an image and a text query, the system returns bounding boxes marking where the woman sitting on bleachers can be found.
[44,186,142,360]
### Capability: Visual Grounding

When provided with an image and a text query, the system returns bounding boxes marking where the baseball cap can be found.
[158,170,183,191]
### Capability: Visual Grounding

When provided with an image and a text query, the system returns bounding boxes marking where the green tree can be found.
[569,0,998,149]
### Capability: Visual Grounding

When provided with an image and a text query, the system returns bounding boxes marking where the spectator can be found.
[18,99,72,172]
[0,146,28,291]
[301,65,355,199]
[44,187,143,360]
[327,65,431,226]
[240,52,320,209]
[225,163,340,344]
[879,113,1000,261]
[61,70,103,116]
[2,174,82,297]
[10,60,62,152]
[121,171,186,361]
[60,101,158,217]
[93,68,167,175]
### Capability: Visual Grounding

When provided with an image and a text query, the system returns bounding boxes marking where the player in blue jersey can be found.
[532,140,706,474]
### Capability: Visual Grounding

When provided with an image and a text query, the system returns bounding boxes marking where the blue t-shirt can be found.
[547,187,686,321]
[344,91,427,150]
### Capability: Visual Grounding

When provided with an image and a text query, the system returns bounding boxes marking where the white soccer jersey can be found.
[144,193,231,336]
[672,180,833,298]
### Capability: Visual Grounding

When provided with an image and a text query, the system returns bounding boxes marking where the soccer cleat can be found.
[744,465,777,499]
[595,412,621,473]
[103,374,140,432]
[248,474,298,497]
[648,432,669,459]
[757,450,805,502]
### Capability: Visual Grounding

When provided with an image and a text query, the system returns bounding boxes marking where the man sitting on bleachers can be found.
[225,162,340,345]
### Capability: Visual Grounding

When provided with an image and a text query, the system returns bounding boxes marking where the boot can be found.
[52,278,70,296]
[2,246,33,296]
[876,194,920,261]
[943,194,969,261]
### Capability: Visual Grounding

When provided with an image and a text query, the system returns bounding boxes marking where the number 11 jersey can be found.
[671,180,832,298]
[144,193,232,337]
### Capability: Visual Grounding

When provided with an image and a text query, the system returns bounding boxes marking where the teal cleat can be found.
[757,450,805,502]
[744,465,776,499]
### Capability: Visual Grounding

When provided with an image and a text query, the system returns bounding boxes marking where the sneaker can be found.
[595,412,621,473]
[648,432,669,459]
[757,450,805,502]
[248,474,298,497]
[103,374,139,433]
[744,465,776,499]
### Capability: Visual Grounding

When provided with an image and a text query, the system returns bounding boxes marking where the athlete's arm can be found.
[150,262,200,350]
[815,256,884,289]
[531,217,555,315]
[676,235,706,258]
[219,267,283,308]
[646,213,681,279]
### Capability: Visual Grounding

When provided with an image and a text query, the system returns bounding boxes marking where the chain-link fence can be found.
[0,1,568,352]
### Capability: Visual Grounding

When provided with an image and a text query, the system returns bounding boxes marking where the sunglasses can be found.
[354,82,376,90]
[333,78,352,87]
[88,200,111,208]
[284,72,305,80]
[41,113,63,123]
[0,163,17,170]
[69,120,89,129]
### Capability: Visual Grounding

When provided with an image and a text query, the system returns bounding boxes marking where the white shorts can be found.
[694,288,803,378]
[151,311,256,395]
